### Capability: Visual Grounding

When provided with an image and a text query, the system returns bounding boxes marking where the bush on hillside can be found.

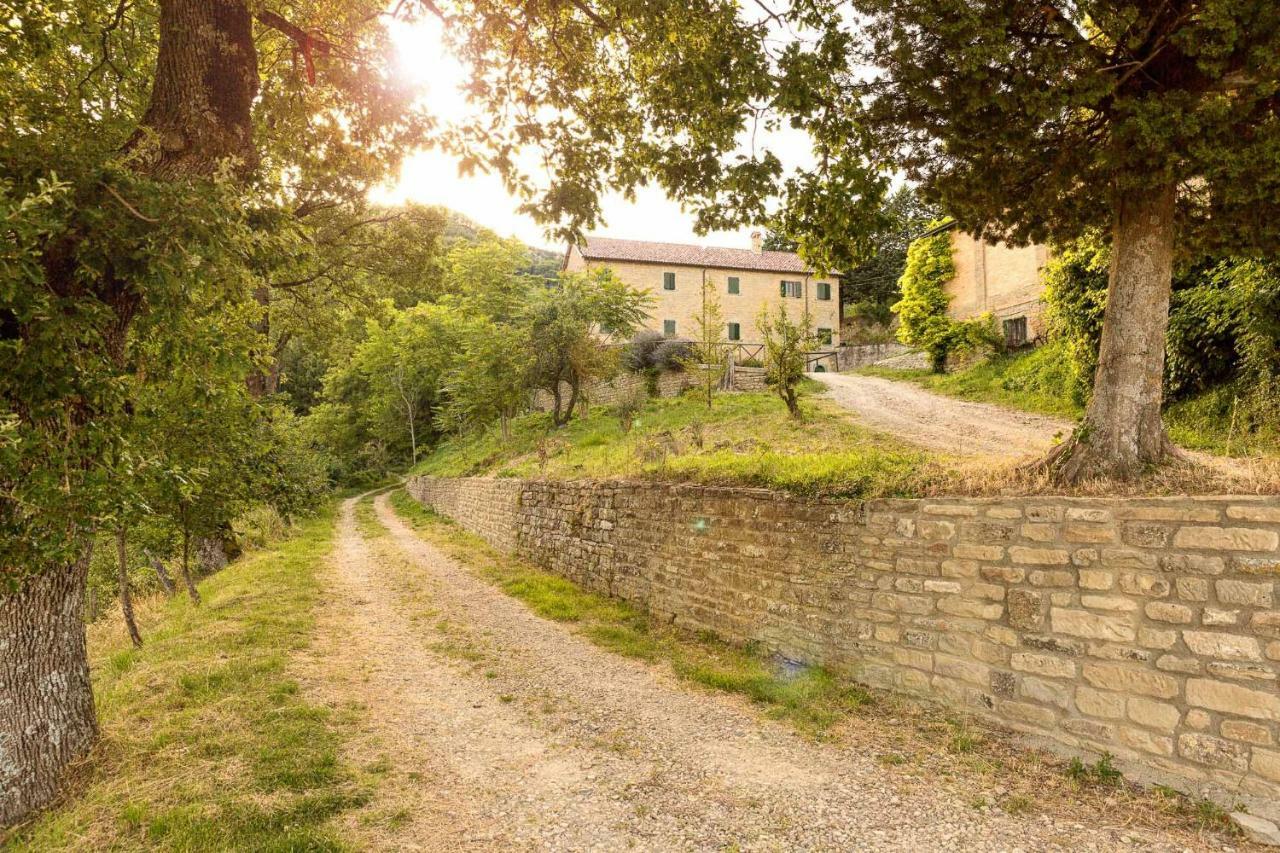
[623,330,665,372]
[652,338,694,372]
[1043,233,1280,407]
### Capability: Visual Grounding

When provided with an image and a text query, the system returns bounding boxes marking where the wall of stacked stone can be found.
[836,342,912,370]
[405,475,1280,814]
[532,367,771,412]
[530,371,699,412]
[729,366,767,391]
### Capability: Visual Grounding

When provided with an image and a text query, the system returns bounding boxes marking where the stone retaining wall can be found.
[533,367,769,412]
[531,371,695,412]
[836,342,913,370]
[406,476,1280,816]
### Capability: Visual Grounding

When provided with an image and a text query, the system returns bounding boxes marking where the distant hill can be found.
[437,208,560,280]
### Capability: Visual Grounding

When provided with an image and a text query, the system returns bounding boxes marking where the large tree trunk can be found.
[2,1,259,826]
[0,553,98,826]
[1049,182,1177,482]
[129,0,258,180]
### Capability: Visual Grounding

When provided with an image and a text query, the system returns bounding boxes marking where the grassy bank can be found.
[862,343,1279,458]
[6,506,370,852]
[387,489,872,735]
[413,386,939,499]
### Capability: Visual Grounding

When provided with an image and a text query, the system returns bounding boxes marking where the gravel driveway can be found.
[813,372,1075,459]
[294,494,1218,852]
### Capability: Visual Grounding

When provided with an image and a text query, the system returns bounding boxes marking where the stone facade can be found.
[407,475,1280,817]
[564,244,841,350]
[942,228,1050,342]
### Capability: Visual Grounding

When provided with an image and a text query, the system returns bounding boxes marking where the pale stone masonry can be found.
[407,476,1280,818]
[564,235,842,362]
[927,222,1050,345]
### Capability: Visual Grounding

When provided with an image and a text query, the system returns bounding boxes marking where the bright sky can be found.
[369,16,811,254]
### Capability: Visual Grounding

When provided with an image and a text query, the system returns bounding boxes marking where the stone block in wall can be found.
[405,476,1280,814]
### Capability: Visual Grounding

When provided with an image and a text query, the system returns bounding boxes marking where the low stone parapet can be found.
[406,475,1280,819]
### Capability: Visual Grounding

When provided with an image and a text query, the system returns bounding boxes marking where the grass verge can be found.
[861,342,1279,459]
[5,505,370,852]
[387,489,872,736]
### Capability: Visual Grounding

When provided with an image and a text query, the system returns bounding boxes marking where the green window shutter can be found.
[780,281,787,297]
[663,272,676,290]
[663,319,676,336]
[727,322,740,341]
[728,276,739,295]
[817,282,831,300]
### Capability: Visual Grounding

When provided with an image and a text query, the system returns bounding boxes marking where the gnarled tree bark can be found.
[0,551,98,826]
[1047,181,1179,482]
[2,0,259,826]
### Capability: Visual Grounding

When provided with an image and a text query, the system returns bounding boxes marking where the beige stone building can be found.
[563,234,841,367]
[927,222,1051,347]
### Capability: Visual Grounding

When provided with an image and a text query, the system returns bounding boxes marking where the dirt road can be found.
[814,372,1073,459]
[296,494,1212,851]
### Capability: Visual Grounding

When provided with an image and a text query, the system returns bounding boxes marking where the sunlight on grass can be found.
[7,506,371,852]
[413,387,938,499]
[861,343,1085,421]
[388,488,872,736]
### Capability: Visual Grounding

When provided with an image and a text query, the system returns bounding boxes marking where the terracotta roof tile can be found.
[577,236,814,274]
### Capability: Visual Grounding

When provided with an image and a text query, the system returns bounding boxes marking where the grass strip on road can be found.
[6,505,371,852]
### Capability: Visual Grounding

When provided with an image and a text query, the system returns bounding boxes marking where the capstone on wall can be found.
[407,476,1280,817]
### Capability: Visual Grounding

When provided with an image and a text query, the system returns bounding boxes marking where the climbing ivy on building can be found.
[892,227,995,372]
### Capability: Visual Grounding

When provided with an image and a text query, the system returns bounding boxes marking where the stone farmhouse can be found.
[563,233,842,367]
[923,221,1051,347]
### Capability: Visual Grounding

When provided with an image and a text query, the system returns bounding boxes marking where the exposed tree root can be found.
[1036,425,1190,486]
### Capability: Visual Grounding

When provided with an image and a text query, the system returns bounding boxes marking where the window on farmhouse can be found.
[816,281,832,300]
[780,280,802,298]
[727,276,740,295]
[663,271,676,290]
[727,322,741,341]
[1003,316,1028,348]
[817,327,833,345]
[663,319,676,337]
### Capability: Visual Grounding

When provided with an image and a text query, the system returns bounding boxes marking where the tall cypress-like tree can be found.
[836,0,1280,479]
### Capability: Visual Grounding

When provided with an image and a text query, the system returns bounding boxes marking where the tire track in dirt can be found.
[813,372,1072,458]
[295,493,1212,851]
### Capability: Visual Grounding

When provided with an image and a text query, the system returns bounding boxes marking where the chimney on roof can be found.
[750,231,763,254]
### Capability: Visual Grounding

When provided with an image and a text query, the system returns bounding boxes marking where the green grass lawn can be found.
[413,384,943,499]
[862,343,1278,458]
[5,506,373,852]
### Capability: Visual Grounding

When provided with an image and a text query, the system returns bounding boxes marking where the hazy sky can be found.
[370,15,810,253]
